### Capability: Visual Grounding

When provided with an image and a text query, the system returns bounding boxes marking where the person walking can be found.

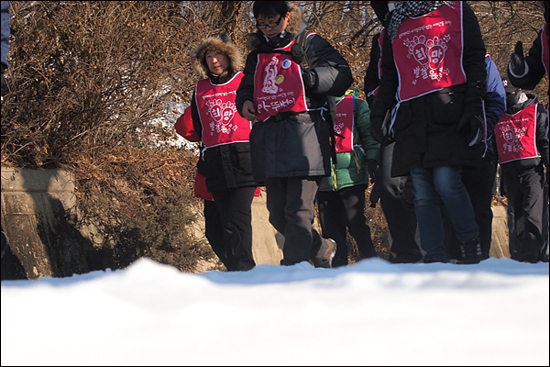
[495,77,549,263]
[365,1,423,264]
[189,33,257,271]
[236,1,353,268]
[507,1,549,262]
[370,1,488,264]
[317,89,379,267]
[174,106,228,269]
[444,55,506,262]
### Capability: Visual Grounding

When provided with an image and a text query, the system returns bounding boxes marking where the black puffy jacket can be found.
[236,19,353,183]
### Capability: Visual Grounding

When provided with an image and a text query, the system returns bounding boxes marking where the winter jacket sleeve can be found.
[364,33,381,107]
[1,1,9,69]
[508,27,548,91]
[236,51,258,118]
[536,103,549,167]
[484,57,506,139]
[304,33,353,97]
[174,106,200,142]
[462,2,487,96]
[355,98,380,162]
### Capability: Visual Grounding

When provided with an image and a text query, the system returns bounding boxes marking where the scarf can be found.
[387,1,451,42]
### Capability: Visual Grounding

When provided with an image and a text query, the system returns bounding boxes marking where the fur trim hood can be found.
[247,2,307,51]
[190,36,243,79]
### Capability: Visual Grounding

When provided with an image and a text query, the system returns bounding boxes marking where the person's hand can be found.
[367,160,379,184]
[370,114,386,145]
[242,100,257,122]
[509,41,526,76]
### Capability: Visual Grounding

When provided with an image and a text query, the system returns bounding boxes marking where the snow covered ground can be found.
[1,257,548,366]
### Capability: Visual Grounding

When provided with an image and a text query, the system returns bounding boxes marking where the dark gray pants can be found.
[265,177,323,265]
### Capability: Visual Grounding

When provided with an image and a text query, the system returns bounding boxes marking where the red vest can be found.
[195,72,252,149]
[254,36,310,122]
[393,2,466,101]
[495,103,540,164]
[334,96,355,153]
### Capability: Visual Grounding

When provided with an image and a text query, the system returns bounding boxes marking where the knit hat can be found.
[501,77,518,95]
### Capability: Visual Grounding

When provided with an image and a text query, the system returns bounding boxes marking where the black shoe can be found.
[423,256,449,264]
[388,251,423,264]
[460,237,483,264]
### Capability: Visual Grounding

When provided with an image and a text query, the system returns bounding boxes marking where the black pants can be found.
[444,152,498,261]
[211,187,256,271]
[317,185,377,267]
[203,200,228,268]
[378,142,421,262]
[503,163,545,263]
[265,177,323,265]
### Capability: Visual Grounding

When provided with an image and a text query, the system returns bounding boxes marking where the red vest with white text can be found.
[495,103,540,164]
[195,72,252,149]
[254,37,310,122]
[334,96,355,153]
[393,2,466,102]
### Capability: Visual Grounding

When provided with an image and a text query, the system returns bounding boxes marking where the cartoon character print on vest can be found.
[334,95,355,153]
[495,103,540,164]
[195,72,252,148]
[254,39,309,122]
[393,1,466,101]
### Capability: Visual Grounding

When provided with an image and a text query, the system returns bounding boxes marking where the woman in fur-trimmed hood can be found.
[190,33,243,81]
[188,33,257,272]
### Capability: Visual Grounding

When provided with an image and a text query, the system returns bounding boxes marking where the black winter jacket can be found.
[370,2,487,177]
[236,22,353,183]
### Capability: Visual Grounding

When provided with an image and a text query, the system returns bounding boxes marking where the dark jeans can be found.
[503,163,545,263]
[317,184,377,267]
[378,142,421,262]
[411,166,478,261]
[444,153,497,260]
[265,177,323,265]
[211,187,256,271]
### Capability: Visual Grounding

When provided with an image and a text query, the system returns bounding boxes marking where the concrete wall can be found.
[1,167,108,279]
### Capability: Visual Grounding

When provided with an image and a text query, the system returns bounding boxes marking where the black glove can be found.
[457,82,485,147]
[367,160,379,184]
[509,41,526,76]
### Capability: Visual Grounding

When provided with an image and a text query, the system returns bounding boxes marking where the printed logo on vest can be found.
[404,31,451,83]
[262,56,280,95]
[206,99,239,135]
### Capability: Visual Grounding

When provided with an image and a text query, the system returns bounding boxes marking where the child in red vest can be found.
[496,77,549,263]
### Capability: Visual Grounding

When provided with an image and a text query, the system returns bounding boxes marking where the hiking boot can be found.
[312,238,337,268]
[460,237,483,264]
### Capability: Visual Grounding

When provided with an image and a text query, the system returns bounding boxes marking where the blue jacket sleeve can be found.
[1,1,10,68]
